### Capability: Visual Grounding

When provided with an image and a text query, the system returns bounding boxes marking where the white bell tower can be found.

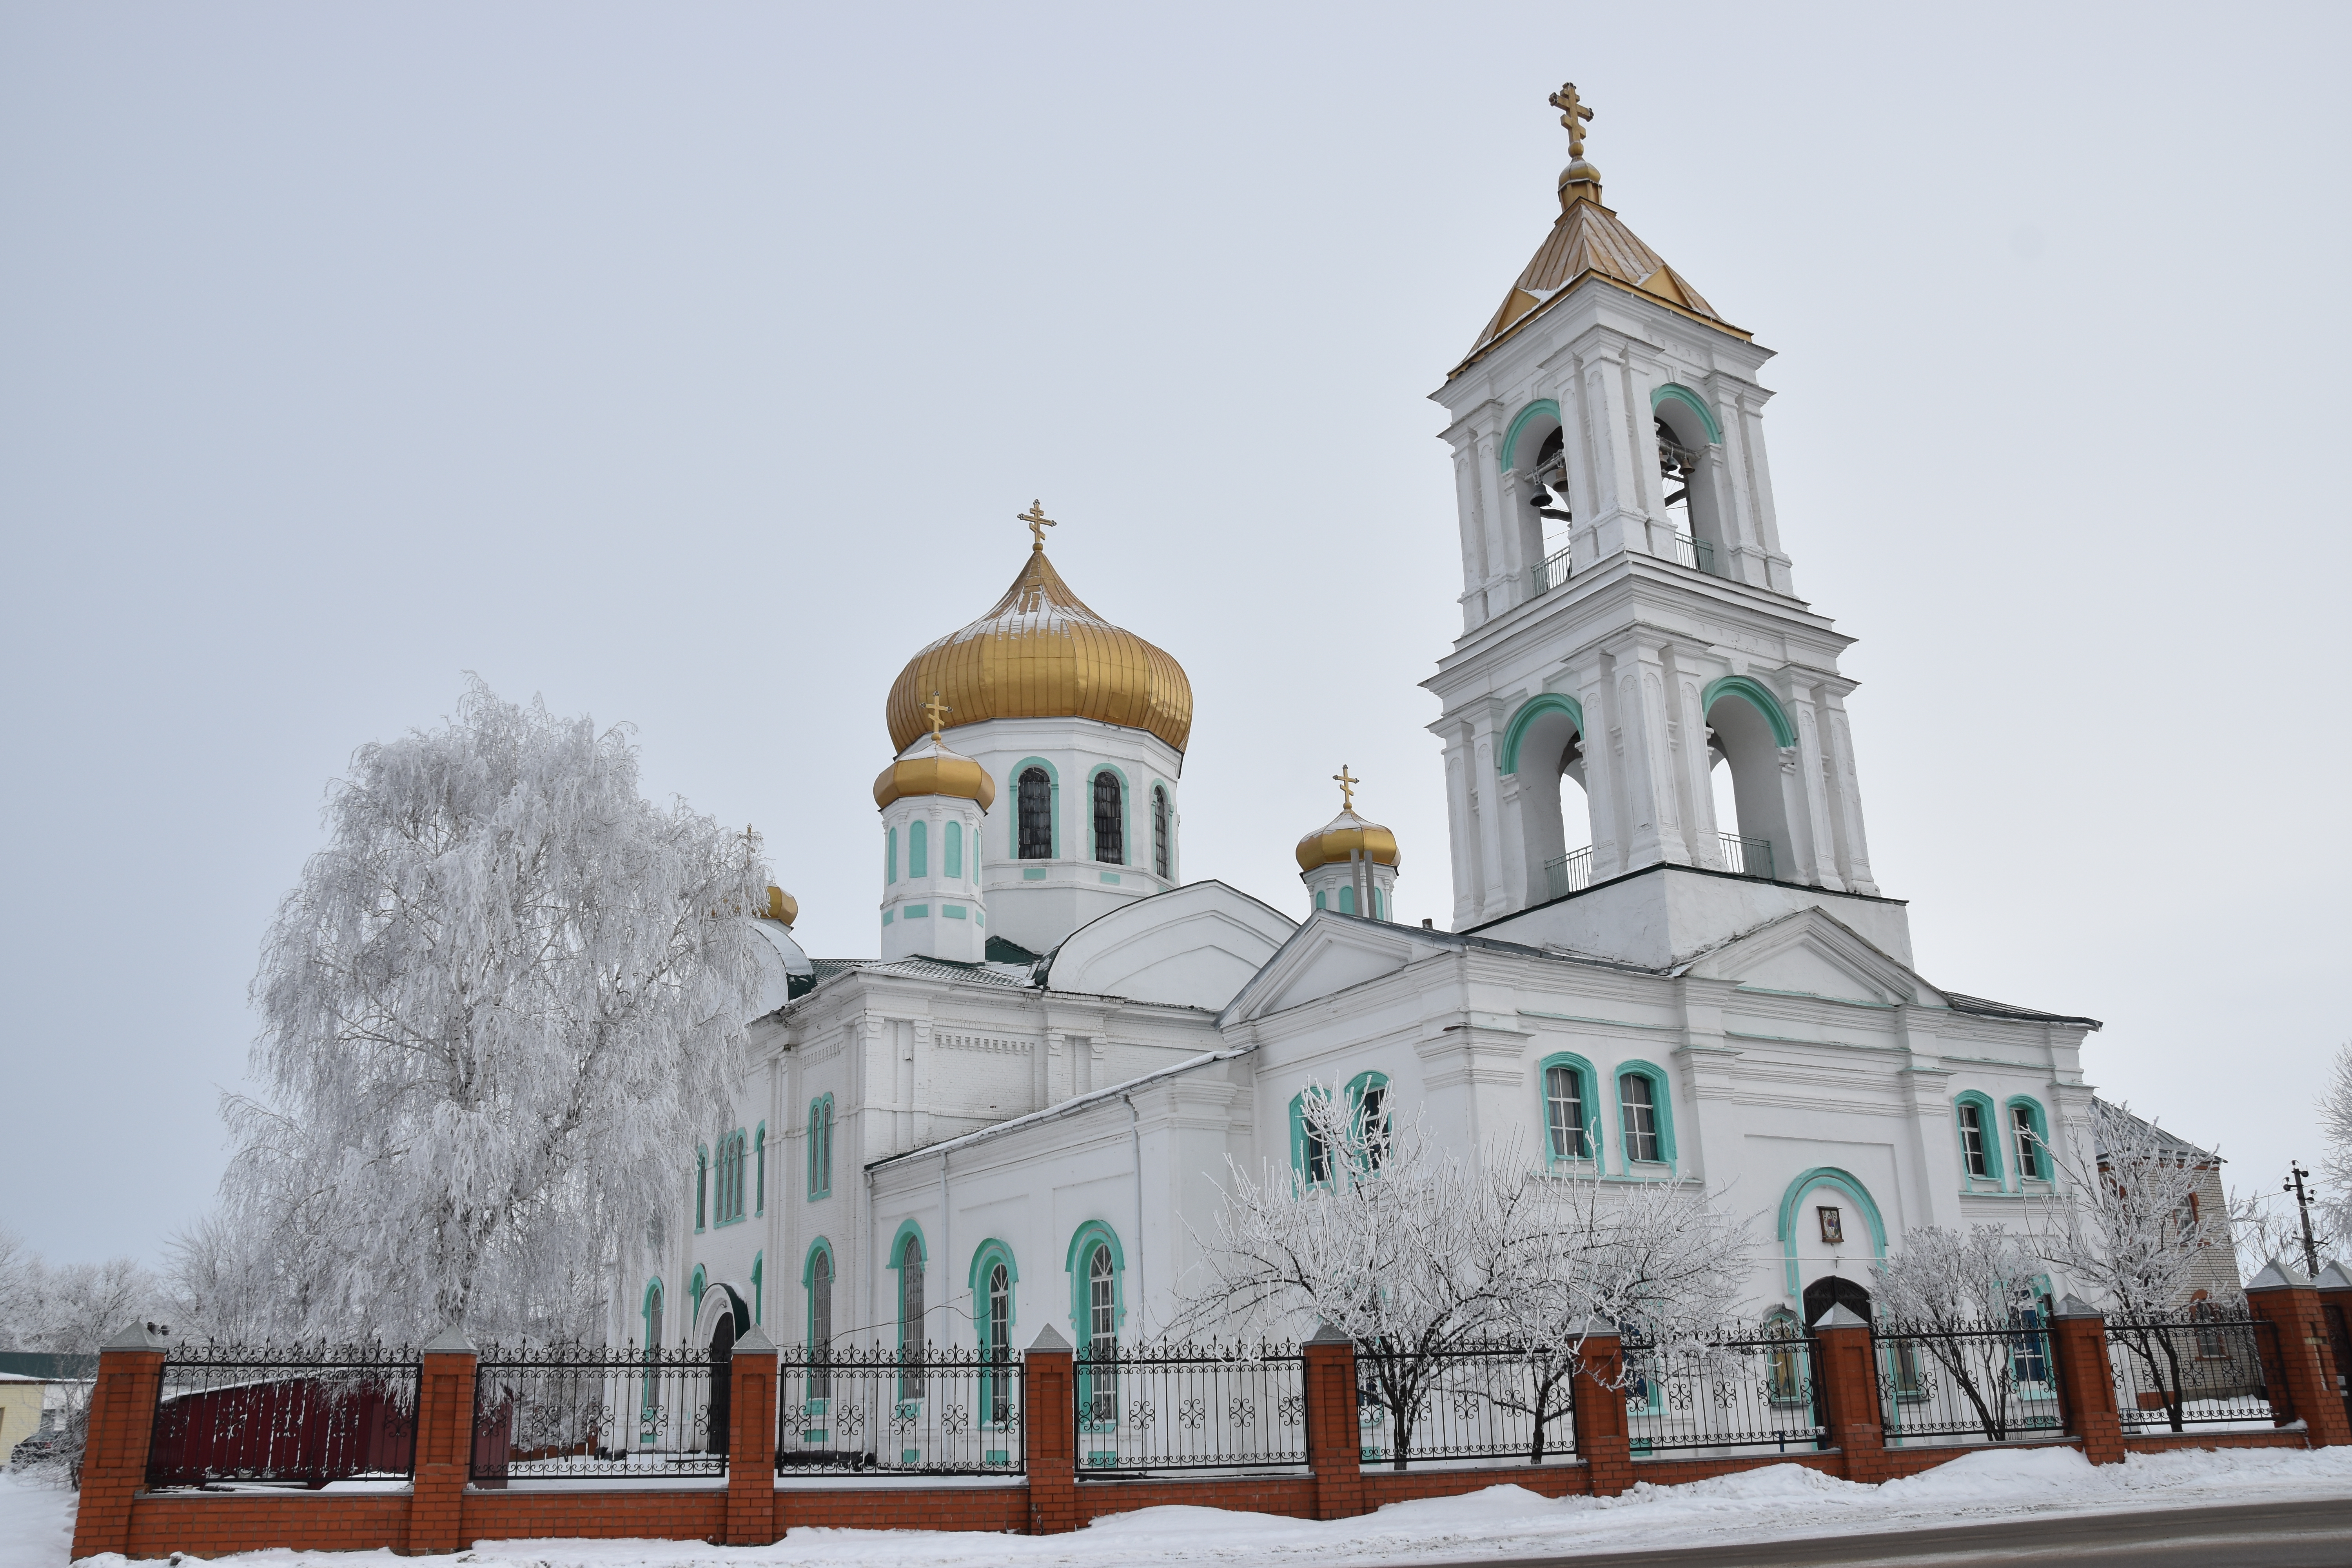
[1423,84,1896,970]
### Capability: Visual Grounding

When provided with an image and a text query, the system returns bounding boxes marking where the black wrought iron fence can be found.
[1073,1342,1305,1475]
[1870,1318,2065,1445]
[777,1343,1024,1475]
[470,1345,722,1482]
[147,1342,420,1488]
[1624,1325,1824,1455]
[2107,1309,2280,1433]
[1357,1341,1578,1467]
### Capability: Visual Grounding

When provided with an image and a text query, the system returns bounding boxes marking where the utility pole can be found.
[2286,1161,2322,1278]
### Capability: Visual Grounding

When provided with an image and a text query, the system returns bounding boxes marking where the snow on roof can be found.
[2093,1097,2220,1165]
[867,1045,1252,1172]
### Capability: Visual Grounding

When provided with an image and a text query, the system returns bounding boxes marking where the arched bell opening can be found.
[1705,688,1793,883]
[1510,700,1598,901]
[1652,401,1725,576]
[1505,407,1570,595]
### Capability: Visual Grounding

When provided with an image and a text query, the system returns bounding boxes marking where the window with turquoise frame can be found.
[638,1278,665,1439]
[750,1252,764,1325]
[715,1129,746,1225]
[807,1095,834,1200]
[885,826,897,885]
[945,820,963,878]
[694,1145,709,1231]
[803,1240,835,1406]
[969,1240,1019,1449]
[909,819,928,878]
[1066,1221,1123,1454]
[689,1264,707,1324]
[754,1123,766,1215]
[2005,1098,2051,1183]
[1538,1053,1600,1166]
[1346,1072,1392,1172]
[1613,1063,1675,1167]
[888,1221,928,1410]
[1289,1089,1334,1185]
[1955,1093,2002,1183]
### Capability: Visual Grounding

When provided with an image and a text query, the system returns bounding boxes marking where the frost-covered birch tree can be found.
[212,678,769,1343]
[2318,1040,2352,1254]
[1872,1226,2044,1441]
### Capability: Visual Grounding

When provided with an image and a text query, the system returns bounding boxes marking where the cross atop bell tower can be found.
[1420,84,1895,969]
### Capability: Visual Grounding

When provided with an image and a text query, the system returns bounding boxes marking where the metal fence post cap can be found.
[1305,1321,1352,1344]
[2247,1258,2314,1292]
[2314,1261,2352,1290]
[1026,1323,1072,1353]
[1813,1304,1869,1330]
[1577,1316,1621,1340]
[732,1324,779,1355]
[101,1319,163,1350]
[2053,1294,2102,1319]
[422,1325,477,1354]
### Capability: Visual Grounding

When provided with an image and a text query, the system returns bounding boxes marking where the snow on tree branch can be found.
[2027,1099,2225,1316]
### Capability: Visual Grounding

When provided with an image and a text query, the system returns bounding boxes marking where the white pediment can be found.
[1044,881,1297,1011]
[1682,908,1940,1008]
[747,919,813,1017]
[1220,912,1441,1024]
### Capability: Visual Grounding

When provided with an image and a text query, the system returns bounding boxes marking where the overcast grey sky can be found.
[4,3,2345,1267]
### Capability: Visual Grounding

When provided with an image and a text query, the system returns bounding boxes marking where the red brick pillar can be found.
[1569,1320,1633,1497]
[409,1327,480,1554]
[1301,1323,1363,1520]
[2247,1260,2352,1446]
[725,1325,779,1544]
[2313,1262,2352,1432]
[69,1320,168,1561]
[1022,1325,1077,1535]
[1810,1306,1886,1483]
[2049,1295,2125,1465]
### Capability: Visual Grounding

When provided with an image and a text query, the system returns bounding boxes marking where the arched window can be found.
[1541,1055,1597,1163]
[808,1096,834,1200]
[643,1278,664,1348]
[885,826,897,885]
[754,1123,766,1215]
[1289,1089,1334,1184]
[1092,771,1124,865]
[689,1263,706,1322]
[909,819,928,878]
[1762,1308,1808,1406]
[1529,425,1572,585]
[1347,1071,1392,1172]
[1499,693,1595,904]
[805,1243,834,1400]
[1615,1065,1675,1167]
[896,1230,927,1399]
[1314,890,1326,910]
[1152,787,1171,879]
[750,1251,764,1325]
[715,1131,745,1224]
[945,820,962,879]
[2006,1098,2051,1182]
[1018,768,1053,859]
[1955,1094,2002,1182]
[986,1261,1013,1425]
[1702,678,1795,884]
[1338,886,1356,914]
[1085,1241,1118,1425]
[695,1146,708,1232]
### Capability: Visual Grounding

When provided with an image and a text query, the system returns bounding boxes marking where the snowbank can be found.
[24,1445,2352,1568]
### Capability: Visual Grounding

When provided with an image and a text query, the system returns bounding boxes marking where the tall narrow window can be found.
[1545,1065,1589,1160]
[646,1281,664,1348]
[909,819,928,878]
[808,1249,833,1399]
[695,1149,708,1230]
[808,1098,833,1199]
[1152,787,1171,879]
[1296,1091,1332,1184]
[898,1235,926,1399]
[1621,1074,1661,1163]
[885,827,897,885]
[1959,1102,1991,1178]
[985,1262,1013,1427]
[1087,1243,1117,1424]
[1093,772,1124,864]
[2011,1105,2043,1180]
[945,820,962,878]
[755,1126,766,1214]
[1357,1080,1390,1171]
[1018,768,1053,859]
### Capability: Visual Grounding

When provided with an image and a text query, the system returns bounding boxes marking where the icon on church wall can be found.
[1817,1205,1843,1245]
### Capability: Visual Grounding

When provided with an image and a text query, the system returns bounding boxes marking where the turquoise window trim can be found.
[2003,1096,2053,1189]
[1345,1071,1392,1173]
[971,1237,1020,1431]
[1149,779,1176,881]
[1288,1088,1333,1185]
[905,904,929,918]
[1314,890,1326,910]
[909,819,928,879]
[886,826,897,885]
[807,1094,834,1200]
[945,819,963,879]
[641,1276,664,1348]
[1955,1091,2004,1185]
[1065,1220,1127,1343]
[1009,756,1061,859]
[967,1237,1021,1307]
[1338,886,1355,914]
[1612,1060,1677,1172]
[695,1143,708,1233]
[801,1234,836,1289]
[1650,382,1723,443]
[713,1127,749,1227]
[751,1251,764,1325]
[887,1218,929,1268]
[1776,1168,1888,1296]
[1699,676,1797,748]
[1499,397,1563,474]
[888,1220,927,1363]
[689,1264,707,1323]
[1088,762,1134,866]
[754,1122,766,1216]
[1537,1051,1603,1167]
[1498,692,1584,776]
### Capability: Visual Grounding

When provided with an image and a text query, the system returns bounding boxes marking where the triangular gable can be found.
[1219,911,1440,1026]
[1044,880,1296,1012]
[1681,907,1944,1008]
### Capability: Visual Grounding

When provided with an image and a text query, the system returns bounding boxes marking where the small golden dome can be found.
[886,547,1192,755]
[764,885,799,927]
[1296,808,1401,873]
[873,733,998,812]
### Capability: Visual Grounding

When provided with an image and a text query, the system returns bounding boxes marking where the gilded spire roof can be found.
[885,546,1193,755]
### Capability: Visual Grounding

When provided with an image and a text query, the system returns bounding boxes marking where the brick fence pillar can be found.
[1022,1325,1076,1535]
[1569,1318,1632,1497]
[69,1320,168,1561]
[725,1325,779,1544]
[2049,1294,2125,1465]
[2248,1259,2352,1446]
[1301,1323,1363,1520]
[1810,1305,1887,1483]
[409,1326,480,1554]
[2314,1261,2352,1434]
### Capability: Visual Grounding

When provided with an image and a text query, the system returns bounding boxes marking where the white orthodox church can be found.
[625,94,2104,1367]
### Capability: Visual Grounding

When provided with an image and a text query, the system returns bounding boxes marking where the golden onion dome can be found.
[886,546,1192,755]
[1296,808,1401,873]
[873,733,998,812]
[763,885,799,927]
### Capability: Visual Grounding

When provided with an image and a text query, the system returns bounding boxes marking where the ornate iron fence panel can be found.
[147,1341,420,1488]
[1624,1325,1824,1455]
[1356,1341,1578,1467]
[470,1345,721,1481]
[1072,1342,1305,1474]
[1870,1319,2065,1445]
[777,1343,1023,1475]
[2107,1310,2280,1433]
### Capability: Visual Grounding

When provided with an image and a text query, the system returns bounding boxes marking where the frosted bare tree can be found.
[2318,1040,2352,1256]
[214,677,769,1342]
[1872,1226,2043,1441]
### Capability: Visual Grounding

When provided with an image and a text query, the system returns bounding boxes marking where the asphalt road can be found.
[1380,1497,2352,1567]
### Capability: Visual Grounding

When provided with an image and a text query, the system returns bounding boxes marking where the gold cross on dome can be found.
[925,691,952,741]
[1548,81,1594,158]
[1019,500,1056,550]
[1333,765,1359,812]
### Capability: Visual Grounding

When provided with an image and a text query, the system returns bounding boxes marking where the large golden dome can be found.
[886,546,1193,754]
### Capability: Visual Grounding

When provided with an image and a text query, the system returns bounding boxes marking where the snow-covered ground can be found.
[16,1446,2352,1568]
